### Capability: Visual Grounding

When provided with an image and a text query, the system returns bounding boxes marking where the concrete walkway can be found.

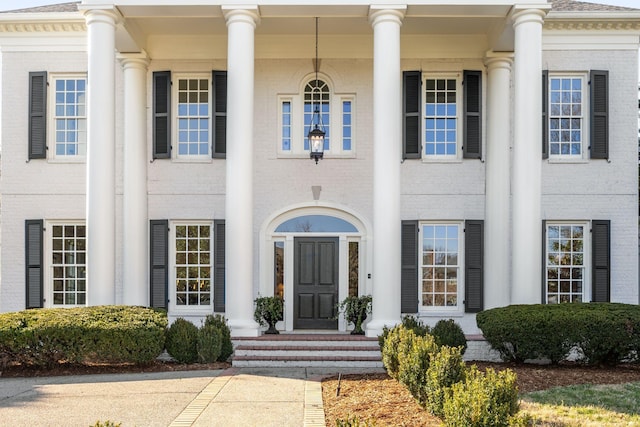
[0,367,383,426]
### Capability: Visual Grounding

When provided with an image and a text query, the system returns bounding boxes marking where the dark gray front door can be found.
[294,237,338,329]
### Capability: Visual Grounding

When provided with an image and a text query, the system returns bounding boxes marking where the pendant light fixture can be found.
[308,17,325,164]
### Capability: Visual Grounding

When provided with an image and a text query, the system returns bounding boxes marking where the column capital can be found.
[118,51,150,70]
[511,7,549,28]
[368,5,406,27]
[222,5,260,28]
[80,6,121,27]
[484,51,514,70]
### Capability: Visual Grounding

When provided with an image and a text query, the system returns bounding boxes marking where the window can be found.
[278,76,355,157]
[545,223,588,303]
[152,71,226,160]
[174,223,212,307]
[403,70,482,161]
[548,75,585,158]
[424,76,459,158]
[52,76,86,159]
[176,75,210,158]
[419,223,461,310]
[50,224,86,306]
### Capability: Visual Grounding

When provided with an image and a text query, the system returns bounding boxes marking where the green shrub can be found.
[381,326,417,379]
[442,366,519,427]
[432,319,467,354]
[0,306,166,368]
[203,315,233,361]
[397,333,439,406]
[197,322,222,363]
[165,318,199,363]
[477,303,640,365]
[424,345,467,418]
[378,315,430,351]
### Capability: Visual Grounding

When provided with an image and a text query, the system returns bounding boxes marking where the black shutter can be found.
[464,220,484,313]
[29,72,47,160]
[463,70,482,159]
[153,71,171,159]
[590,70,609,159]
[213,220,226,312]
[542,70,549,159]
[592,220,610,302]
[401,220,419,313]
[541,220,547,304]
[25,219,44,309]
[212,71,227,158]
[403,71,421,160]
[149,220,169,309]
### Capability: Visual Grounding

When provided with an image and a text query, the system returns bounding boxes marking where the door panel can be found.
[294,237,338,329]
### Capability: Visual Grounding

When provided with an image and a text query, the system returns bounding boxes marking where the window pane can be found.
[177,78,210,157]
[548,76,583,157]
[274,241,284,298]
[421,224,459,308]
[54,77,87,158]
[304,80,330,151]
[424,78,457,157]
[51,224,86,306]
[545,224,584,304]
[174,223,213,306]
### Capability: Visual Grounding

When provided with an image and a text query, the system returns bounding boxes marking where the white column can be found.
[223,6,260,337]
[120,54,149,306]
[484,53,513,309]
[83,9,119,306]
[366,6,405,337]
[512,9,546,304]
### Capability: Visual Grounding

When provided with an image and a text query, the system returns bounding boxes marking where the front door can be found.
[294,237,339,329]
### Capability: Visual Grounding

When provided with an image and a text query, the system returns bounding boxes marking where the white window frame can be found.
[547,73,589,163]
[169,220,214,315]
[422,73,463,162]
[173,73,212,162]
[544,221,591,304]
[418,221,464,314]
[48,74,87,162]
[277,74,356,158]
[44,220,87,308]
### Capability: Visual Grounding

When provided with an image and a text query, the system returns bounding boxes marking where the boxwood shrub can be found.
[476,303,640,365]
[0,306,167,368]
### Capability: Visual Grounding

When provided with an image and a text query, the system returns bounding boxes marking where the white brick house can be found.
[0,0,638,337]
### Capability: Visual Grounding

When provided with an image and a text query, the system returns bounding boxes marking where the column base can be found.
[365,318,400,338]
[229,319,261,337]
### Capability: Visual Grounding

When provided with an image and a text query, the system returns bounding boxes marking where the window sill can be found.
[276,153,356,159]
[169,306,214,316]
[48,157,86,164]
[420,157,463,164]
[417,309,464,317]
[547,157,589,164]
[171,157,214,164]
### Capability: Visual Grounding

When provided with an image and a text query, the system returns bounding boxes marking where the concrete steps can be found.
[232,334,383,368]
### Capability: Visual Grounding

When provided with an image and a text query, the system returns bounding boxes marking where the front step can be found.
[232,334,383,368]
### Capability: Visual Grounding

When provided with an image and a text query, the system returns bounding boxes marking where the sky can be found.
[0,0,639,12]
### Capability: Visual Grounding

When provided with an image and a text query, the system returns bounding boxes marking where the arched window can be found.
[278,75,355,157]
[304,79,330,151]
[275,215,358,233]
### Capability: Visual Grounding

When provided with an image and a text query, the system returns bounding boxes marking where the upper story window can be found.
[548,75,586,159]
[176,75,210,159]
[152,70,227,160]
[424,77,459,157]
[52,77,87,158]
[278,75,355,158]
[403,70,482,161]
[543,70,609,161]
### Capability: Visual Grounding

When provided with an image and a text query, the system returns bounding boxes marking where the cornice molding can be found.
[0,21,85,32]
[544,19,640,31]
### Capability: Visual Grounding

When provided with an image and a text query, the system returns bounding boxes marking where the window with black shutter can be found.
[400,220,419,313]
[403,71,421,160]
[590,70,609,159]
[153,71,171,159]
[463,70,482,159]
[212,71,227,158]
[149,220,169,309]
[464,220,484,312]
[28,72,47,160]
[25,219,44,308]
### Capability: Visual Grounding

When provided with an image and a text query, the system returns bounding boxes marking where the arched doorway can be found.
[260,204,370,332]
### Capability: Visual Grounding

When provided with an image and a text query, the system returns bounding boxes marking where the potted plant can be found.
[337,295,372,335]
[253,296,284,334]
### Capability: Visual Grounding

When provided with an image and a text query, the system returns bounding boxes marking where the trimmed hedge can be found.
[0,306,167,368]
[476,303,640,365]
[165,318,199,363]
